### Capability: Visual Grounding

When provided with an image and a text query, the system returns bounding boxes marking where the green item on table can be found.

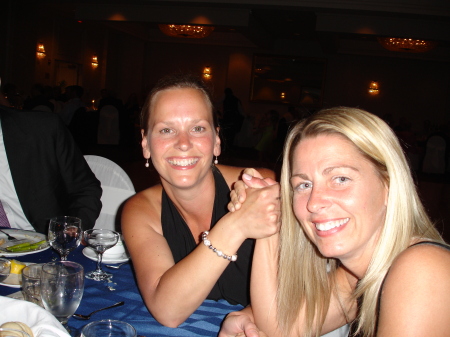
[6,240,47,252]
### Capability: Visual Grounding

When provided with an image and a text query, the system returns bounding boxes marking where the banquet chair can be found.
[32,104,53,113]
[84,155,135,231]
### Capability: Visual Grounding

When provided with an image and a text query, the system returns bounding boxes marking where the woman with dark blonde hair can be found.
[220,107,450,337]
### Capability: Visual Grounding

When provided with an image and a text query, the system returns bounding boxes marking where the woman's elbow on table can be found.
[151,310,189,328]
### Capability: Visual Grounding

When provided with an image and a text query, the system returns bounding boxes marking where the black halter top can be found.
[160,166,254,306]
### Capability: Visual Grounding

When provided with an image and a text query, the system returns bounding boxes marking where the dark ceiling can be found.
[42,0,450,61]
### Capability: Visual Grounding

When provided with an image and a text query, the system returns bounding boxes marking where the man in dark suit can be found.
[0,103,102,234]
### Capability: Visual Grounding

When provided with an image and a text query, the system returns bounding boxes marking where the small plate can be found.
[82,247,130,264]
[0,229,49,257]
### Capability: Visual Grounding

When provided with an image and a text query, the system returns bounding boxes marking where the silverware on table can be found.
[0,229,19,242]
[72,301,125,320]
[105,262,129,269]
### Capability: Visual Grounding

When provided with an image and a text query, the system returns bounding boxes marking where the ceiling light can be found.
[158,24,214,38]
[377,37,437,53]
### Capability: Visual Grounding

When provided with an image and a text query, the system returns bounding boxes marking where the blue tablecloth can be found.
[0,245,244,337]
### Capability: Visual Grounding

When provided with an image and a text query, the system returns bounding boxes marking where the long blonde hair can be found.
[277,107,443,337]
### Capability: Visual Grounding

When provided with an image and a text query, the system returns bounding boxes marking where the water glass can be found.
[22,264,43,307]
[0,258,11,283]
[81,319,136,337]
[48,216,82,260]
[40,261,84,332]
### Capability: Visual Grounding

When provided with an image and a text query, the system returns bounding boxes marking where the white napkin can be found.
[0,296,70,337]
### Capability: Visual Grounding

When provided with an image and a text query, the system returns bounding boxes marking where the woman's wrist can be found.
[202,231,238,261]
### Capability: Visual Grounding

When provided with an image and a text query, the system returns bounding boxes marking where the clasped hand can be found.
[227,168,281,240]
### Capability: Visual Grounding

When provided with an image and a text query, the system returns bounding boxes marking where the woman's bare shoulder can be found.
[122,184,163,231]
[127,184,162,203]
[384,242,450,288]
[378,243,450,335]
[391,241,450,272]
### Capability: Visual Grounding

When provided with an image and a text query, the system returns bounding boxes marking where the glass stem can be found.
[96,252,104,272]
[60,254,67,261]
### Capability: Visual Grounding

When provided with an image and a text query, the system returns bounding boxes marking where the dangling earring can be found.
[214,156,218,165]
[145,158,149,168]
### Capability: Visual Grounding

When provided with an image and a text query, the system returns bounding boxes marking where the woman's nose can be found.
[306,187,330,213]
[176,131,193,151]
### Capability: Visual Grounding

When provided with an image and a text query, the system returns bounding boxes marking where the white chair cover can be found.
[97,105,120,145]
[84,155,135,231]
[422,135,447,174]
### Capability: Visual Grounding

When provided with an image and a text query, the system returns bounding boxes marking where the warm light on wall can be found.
[36,42,46,59]
[368,81,379,95]
[91,55,99,68]
[203,66,212,80]
[280,92,286,100]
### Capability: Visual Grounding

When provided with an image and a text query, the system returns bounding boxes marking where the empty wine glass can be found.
[48,216,82,260]
[84,229,120,281]
[40,261,84,333]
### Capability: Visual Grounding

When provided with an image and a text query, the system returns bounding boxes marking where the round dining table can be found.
[0,244,244,337]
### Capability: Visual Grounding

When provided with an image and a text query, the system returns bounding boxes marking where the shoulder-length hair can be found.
[277,107,442,337]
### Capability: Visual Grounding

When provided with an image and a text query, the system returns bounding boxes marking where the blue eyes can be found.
[335,176,350,184]
[297,182,312,190]
[294,176,350,191]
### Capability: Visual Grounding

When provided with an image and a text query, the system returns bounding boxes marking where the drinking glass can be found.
[22,264,44,307]
[0,258,11,283]
[40,261,84,332]
[83,229,120,281]
[81,319,136,337]
[48,216,82,260]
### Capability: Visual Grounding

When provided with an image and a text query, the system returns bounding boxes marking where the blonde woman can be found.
[220,107,450,337]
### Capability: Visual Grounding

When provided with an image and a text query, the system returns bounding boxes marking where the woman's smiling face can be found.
[142,87,220,189]
[290,133,388,274]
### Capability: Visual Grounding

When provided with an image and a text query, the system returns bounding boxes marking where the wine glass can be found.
[81,319,137,337]
[48,216,82,260]
[40,261,84,333]
[84,229,120,281]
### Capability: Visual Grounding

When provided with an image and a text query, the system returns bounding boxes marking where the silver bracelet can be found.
[202,231,238,262]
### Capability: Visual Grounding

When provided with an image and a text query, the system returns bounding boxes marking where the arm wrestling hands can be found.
[220,168,280,337]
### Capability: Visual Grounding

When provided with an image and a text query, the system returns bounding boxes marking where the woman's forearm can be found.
[251,234,281,337]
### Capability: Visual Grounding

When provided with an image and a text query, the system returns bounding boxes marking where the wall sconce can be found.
[280,92,286,100]
[36,42,46,59]
[202,66,212,80]
[91,55,99,68]
[368,81,379,95]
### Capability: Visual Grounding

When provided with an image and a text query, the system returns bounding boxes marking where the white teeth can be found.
[168,158,199,167]
[314,218,349,231]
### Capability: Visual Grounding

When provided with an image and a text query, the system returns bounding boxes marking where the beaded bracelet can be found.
[202,231,238,262]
